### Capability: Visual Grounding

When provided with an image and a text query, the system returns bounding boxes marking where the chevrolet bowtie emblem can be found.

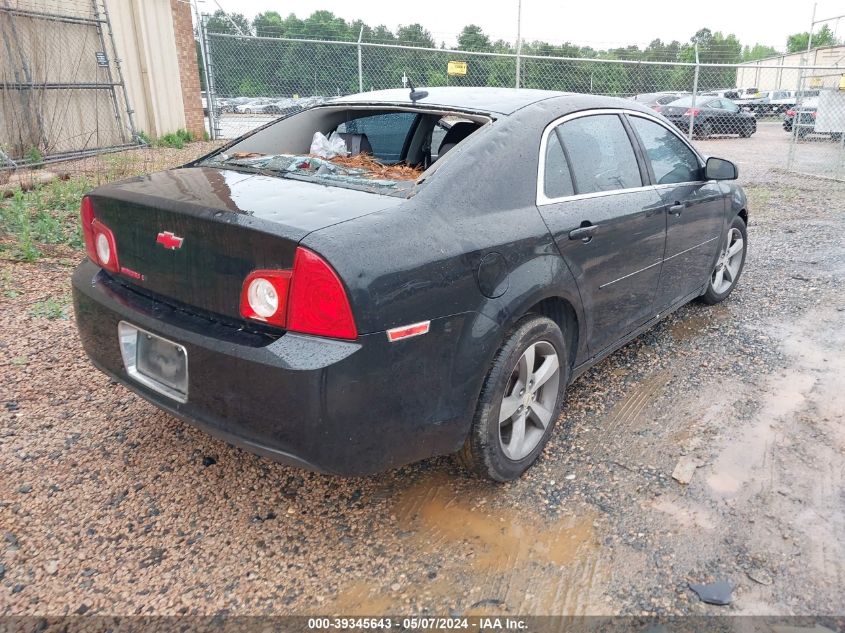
[156,231,184,250]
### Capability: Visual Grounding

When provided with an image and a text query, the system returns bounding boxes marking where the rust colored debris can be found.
[327,153,422,181]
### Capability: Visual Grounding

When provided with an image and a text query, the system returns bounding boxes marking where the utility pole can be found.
[357,25,364,93]
[515,0,522,89]
[687,43,699,140]
[807,3,817,55]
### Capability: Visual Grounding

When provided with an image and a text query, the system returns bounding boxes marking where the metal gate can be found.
[0,0,137,168]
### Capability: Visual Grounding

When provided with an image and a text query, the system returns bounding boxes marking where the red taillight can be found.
[652,105,662,112]
[80,196,119,272]
[811,111,817,119]
[287,248,357,340]
[81,196,97,263]
[240,270,291,327]
[786,109,796,117]
[239,247,357,340]
[684,108,701,117]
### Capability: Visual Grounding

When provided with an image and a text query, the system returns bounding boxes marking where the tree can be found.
[301,10,352,40]
[369,25,396,44]
[253,11,284,37]
[787,24,839,53]
[395,24,435,48]
[457,25,492,52]
[742,43,779,61]
[205,10,251,36]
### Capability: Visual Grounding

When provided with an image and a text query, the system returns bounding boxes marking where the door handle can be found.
[568,224,598,242]
[668,203,684,216]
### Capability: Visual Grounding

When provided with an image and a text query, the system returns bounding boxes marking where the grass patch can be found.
[0,176,91,261]
[155,129,193,149]
[1,268,20,298]
[30,296,70,320]
[25,146,44,166]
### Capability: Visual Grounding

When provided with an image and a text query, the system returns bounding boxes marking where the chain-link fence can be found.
[201,25,845,181]
[0,0,137,169]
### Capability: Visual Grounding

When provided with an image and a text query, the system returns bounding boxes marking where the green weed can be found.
[30,296,69,319]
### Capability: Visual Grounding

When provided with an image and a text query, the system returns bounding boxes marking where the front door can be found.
[537,113,667,354]
[626,114,726,309]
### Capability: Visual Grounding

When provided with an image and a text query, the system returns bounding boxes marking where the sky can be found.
[200,0,843,52]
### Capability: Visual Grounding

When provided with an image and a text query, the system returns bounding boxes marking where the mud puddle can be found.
[327,474,608,615]
[665,303,730,343]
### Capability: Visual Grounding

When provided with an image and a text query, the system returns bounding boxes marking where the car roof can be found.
[329,87,572,115]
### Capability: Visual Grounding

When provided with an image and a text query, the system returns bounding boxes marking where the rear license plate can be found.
[118,322,188,403]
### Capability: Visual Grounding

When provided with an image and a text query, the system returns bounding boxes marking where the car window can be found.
[559,115,642,194]
[336,112,418,164]
[543,131,575,198]
[629,117,701,185]
[721,100,740,113]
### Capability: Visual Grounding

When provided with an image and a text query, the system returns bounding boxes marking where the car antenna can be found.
[407,75,428,102]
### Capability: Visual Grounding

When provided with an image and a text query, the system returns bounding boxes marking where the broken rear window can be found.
[198,106,490,196]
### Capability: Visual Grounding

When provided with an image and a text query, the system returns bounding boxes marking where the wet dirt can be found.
[327,474,605,616]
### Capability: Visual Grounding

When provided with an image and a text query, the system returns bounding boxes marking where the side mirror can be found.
[704,156,738,181]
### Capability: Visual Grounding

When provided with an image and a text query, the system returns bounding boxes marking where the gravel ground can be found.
[1,129,844,617]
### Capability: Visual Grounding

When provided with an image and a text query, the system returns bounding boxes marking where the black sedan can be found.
[72,88,749,481]
[661,96,757,138]
[630,92,688,112]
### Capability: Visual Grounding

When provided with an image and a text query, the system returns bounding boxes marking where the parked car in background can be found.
[630,92,688,113]
[233,99,274,114]
[72,88,748,481]
[783,96,844,140]
[734,93,761,112]
[766,90,797,114]
[662,95,757,138]
[701,90,741,101]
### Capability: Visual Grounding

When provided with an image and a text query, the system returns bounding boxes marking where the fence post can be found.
[786,53,808,171]
[91,0,133,144]
[787,3,817,171]
[687,44,699,140]
[357,26,364,93]
[198,13,218,140]
[515,0,522,88]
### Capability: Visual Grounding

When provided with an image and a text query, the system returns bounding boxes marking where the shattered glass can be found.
[202,153,419,195]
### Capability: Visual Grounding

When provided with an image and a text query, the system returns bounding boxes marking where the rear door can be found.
[626,114,725,308]
[537,112,666,354]
[719,99,745,133]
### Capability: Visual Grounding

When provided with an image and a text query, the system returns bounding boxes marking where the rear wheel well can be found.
[526,297,579,370]
[738,208,748,225]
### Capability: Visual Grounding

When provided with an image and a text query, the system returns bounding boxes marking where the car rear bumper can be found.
[72,260,481,475]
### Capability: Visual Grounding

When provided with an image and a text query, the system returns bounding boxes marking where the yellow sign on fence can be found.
[447,61,468,76]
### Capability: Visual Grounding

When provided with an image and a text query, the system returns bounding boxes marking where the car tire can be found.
[700,215,747,305]
[699,121,713,139]
[740,123,755,138]
[458,315,569,482]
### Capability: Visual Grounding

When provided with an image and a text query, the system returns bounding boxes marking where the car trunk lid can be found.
[88,167,402,322]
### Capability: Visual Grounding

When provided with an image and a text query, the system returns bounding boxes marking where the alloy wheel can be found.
[498,341,561,461]
[711,227,744,294]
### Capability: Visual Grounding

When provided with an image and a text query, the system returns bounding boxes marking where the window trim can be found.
[537,109,648,205]
[624,112,705,188]
[541,127,576,199]
[536,108,707,206]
